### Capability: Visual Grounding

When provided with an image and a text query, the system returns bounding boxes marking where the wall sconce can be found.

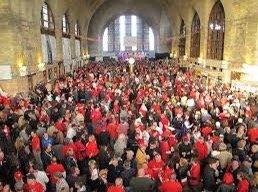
[170,53,173,58]
[183,55,188,61]
[19,65,27,76]
[38,62,46,72]
[86,54,90,59]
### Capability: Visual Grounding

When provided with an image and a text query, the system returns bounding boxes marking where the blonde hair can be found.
[15,137,25,150]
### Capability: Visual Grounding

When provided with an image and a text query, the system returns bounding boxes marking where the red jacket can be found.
[188,161,200,185]
[107,122,118,139]
[31,135,40,151]
[236,179,249,192]
[24,181,44,192]
[55,119,66,132]
[74,140,86,159]
[148,159,165,179]
[160,140,170,161]
[159,180,183,192]
[107,186,125,192]
[85,140,99,157]
[247,127,258,143]
[194,140,208,160]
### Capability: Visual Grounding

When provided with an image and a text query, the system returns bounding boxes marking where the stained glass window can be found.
[207,1,225,60]
[190,12,201,58]
[179,19,186,56]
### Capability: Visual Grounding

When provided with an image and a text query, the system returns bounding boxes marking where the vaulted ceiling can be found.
[86,0,177,54]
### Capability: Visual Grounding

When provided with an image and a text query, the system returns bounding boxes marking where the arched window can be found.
[75,21,81,58]
[75,21,80,37]
[179,19,186,56]
[102,15,155,52]
[207,1,225,60]
[41,2,55,34]
[190,12,200,58]
[41,2,56,64]
[62,13,70,36]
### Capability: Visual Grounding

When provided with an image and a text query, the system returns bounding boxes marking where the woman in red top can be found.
[194,137,208,160]
[107,177,125,192]
[148,153,165,180]
[236,172,249,192]
[85,135,99,158]
[159,174,182,192]
[24,174,44,192]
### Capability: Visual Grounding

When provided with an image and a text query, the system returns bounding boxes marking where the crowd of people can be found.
[0,59,257,192]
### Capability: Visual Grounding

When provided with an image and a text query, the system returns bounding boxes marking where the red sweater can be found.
[159,180,183,192]
[194,140,208,160]
[107,186,125,192]
[24,181,44,192]
[236,179,249,192]
[31,135,40,151]
[85,140,99,157]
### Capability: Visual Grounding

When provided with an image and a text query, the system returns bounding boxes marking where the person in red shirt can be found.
[148,153,165,179]
[194,137,208,160]
[107,119,118,140]
[31,131,41,152]
[24,174,44,192]
[55,118,66,132]
[31,131,43,170]
[85,135,99,158]
[107,177,125,192]
[236,172,249,192]
[159,173,183,192]
[188,157,201,190]
[159,137,170,162]
[46,157,65,185]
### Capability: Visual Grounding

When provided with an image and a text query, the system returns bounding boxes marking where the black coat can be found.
[98,148,110,170]
[107,164,123,183]
[203,165,217,191]
[216,184,235,192]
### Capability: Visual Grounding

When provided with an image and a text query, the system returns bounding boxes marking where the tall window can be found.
[207,1,225,60]
[103,28,108,52]
[131,15,137,51]
[62,13,70,36]
[119,16,126,51]
[190,12,201,58]
[75,21,81,58]
[41,2,56,64]
[75,21,80,37]
[102,15,155,52]
[41,2,55,34]
[179,19,186,56]
[149,28,155,51]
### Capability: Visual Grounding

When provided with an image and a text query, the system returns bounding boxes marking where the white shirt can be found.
[187,98,195,107]
[67,127,76,139]
[34,170,49,191]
